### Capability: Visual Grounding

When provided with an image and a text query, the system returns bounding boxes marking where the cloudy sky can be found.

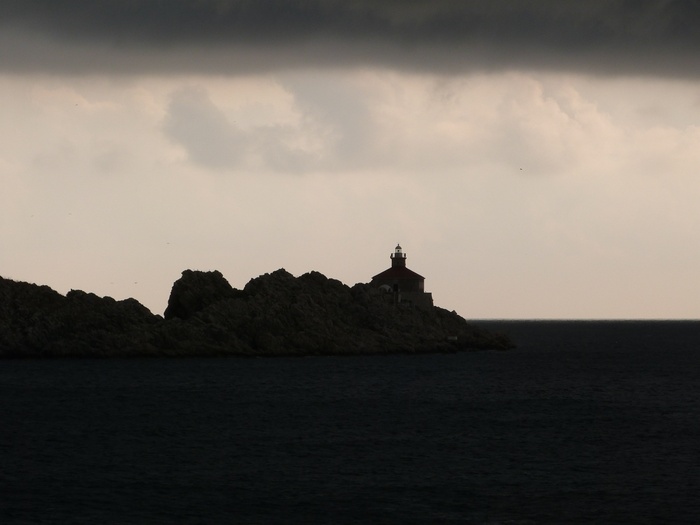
[2,1,699,318]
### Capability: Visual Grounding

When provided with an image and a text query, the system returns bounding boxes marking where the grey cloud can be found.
[163,86,317,172]
[284,75,374,166]
[2,1,700,76]
[164,86,247,169]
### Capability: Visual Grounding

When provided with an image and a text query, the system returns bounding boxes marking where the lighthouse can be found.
[370,244,433,309]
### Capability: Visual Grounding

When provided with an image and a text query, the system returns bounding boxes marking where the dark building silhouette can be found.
[371,244,433,309]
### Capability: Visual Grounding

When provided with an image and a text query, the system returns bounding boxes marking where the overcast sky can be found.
[2,1,699,318]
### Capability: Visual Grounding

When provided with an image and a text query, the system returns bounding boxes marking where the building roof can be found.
[371,266,425,282]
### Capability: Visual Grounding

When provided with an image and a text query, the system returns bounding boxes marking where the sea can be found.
[1,320,699,524]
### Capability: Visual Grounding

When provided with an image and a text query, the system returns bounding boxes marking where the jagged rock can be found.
[0,277,159,357]
[164,269,239,320]
[0,270,514,358]
[156,269,513,355]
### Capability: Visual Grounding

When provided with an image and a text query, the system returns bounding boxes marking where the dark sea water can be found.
[2,321,700,524]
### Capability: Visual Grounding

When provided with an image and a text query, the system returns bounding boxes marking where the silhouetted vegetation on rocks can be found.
[0,270,513,357]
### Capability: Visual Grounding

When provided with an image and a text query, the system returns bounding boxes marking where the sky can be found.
[1,0,699,319]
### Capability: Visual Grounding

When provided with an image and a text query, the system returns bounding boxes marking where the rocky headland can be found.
[0,269,513,357]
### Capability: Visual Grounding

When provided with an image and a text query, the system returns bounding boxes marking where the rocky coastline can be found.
[0,269,514,357]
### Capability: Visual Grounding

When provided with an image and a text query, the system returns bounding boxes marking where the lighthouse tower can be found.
[391,244,407,267]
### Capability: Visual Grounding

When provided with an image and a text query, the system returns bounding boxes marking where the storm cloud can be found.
[2,0,700,76]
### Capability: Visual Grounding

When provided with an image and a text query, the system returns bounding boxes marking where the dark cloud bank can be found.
[2,0,699,76]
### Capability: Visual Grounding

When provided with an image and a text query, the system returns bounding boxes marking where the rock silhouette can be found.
[0,278,158,357]
[0,270,513,357]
